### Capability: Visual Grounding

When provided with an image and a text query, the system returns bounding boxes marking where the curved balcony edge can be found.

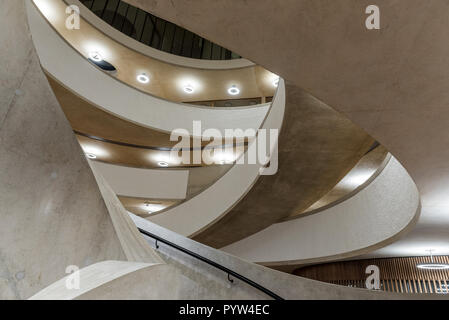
[27,1,270,137]
[284,151,392,221]
[221,156,421,267]
[148,79,286,236]
[90,161,189,199]
[66,0,255,70]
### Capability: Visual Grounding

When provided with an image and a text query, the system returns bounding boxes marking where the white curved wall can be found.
[91,161,188,199]
[66,0,254,70]
[148,80,286,236]
[27,1,269,137]
[222,156,421,265]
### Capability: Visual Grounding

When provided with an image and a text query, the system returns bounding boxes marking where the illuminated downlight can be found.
[157,161,169,167]
[183,85,194,94]
[228,85,240,95]
[151,152,181,167]
[82,145,109,159]
[144,202,166,214]
[88,51,103,62]
[416,250,449,270]
[137,73,150,84]
[416,263,449,270]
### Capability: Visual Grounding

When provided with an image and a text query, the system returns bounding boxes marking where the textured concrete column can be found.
[0,0,159,299]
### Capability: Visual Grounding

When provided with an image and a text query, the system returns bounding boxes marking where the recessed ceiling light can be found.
[137,73,150,84]
[88,51,103,62]
[82,145,109,158]
[157,161,169,167]
[144,202,165,213]
[416,250,449,270]
[183,85,194,94]
[273,77,280,87]
[228,85,240,95]
[417,263,449,270]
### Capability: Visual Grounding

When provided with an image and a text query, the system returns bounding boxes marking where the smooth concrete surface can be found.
[28,0,270,137]
[88,164,164,264]
[131,213,443,299]
[297,145,388,216]
[125,0,449,257]
[60,261,266,300]
[221,157,420,268]
[0,0,130,299]
[29,261,159,300]
[91,161,189,199]
[185,164,232,198]
[193,84,374,247]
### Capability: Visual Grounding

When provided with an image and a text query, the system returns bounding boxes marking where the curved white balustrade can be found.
[27,1,269,137]
[91,161,189,199]
[222,157,421,265]
[148,80,286,236]
[66,0,255,70]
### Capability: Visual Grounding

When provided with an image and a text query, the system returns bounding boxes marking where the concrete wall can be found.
[0,0,166,300]
[30,260,268,300]
[0,0,128,299]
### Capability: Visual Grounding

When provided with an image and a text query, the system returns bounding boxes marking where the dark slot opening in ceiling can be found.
[80,0,242,60]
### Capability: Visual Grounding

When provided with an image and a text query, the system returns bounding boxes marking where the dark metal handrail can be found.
[138,227,284,300]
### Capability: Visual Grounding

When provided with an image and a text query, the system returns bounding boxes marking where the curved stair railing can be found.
[138,228,284,300]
